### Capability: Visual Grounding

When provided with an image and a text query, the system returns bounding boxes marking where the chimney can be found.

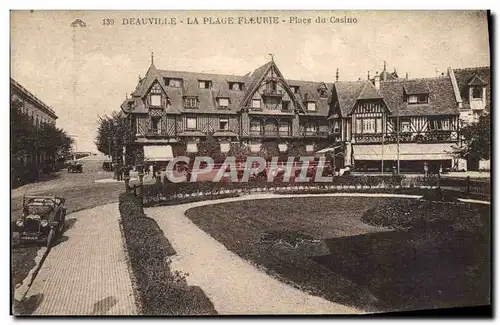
[383,61,387,71]
[405,72,409,80]
[374,71,380,90]
[367,71,370,80]
[335,68,339,82]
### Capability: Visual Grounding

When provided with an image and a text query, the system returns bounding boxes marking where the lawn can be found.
[185,196,490,313]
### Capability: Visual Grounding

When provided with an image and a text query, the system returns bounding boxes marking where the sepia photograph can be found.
[10,10,491,316]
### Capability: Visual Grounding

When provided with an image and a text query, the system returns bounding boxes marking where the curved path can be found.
[20,203,137,315]
[146,193,422,315]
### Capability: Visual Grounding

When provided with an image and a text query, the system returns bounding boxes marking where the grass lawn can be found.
[185,196,490,313]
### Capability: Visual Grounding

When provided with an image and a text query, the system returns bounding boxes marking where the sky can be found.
[10,10,490,153]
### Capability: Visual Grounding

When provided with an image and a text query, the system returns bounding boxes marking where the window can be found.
[150,94,162,107]
[307,102,317,111]
[219,118,229,130]
[185,97,198,108]
[279,121,290,135]
[250,120,261,132]
[306,124,318,134]
[218,98,229,108]
[357,118,382,134]
[472,86,483,99]
[291,86,299,94]
[135,118,141,134]
[305,144,314,152]
[282,101,290,111]
[230,82,243,91]
[186,117,197,130]
[318,88,328,98]
[167,78,182,88]
[266,80,277,93]
[199,80,212,89]
[252,99,261,109]
[401,120,411,132]
[428,117,449,131]
[151,117,161,133]
[408,94,428,104]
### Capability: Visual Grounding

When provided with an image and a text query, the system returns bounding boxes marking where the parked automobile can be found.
[13,195,67,247]
[67,161,83,173]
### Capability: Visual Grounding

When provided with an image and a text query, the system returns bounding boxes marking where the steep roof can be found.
[287,79,333,117]
[333,80,384,116]
[379,77,459,117]
[452,66,491,110]
[125,60,333,116]
[403,80,430,95]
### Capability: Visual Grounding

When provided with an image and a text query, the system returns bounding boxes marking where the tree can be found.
[454,113,491,161]
[94,111,133,163]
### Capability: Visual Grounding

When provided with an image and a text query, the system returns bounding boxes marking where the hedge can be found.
[119,193,217,315]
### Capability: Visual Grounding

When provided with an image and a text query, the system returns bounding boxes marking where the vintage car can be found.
[67,161,83,173]
[13,196,67,247]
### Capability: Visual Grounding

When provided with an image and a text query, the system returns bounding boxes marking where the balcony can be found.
[353,131,457,144]
[262,89,284,97]
[303,130,329,138]
[249,130,291,137]
[146,129,167,137]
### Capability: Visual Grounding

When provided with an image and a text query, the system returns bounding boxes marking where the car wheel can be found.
[47,228,56,248]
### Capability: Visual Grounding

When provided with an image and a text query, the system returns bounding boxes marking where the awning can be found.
[315,146,342,154]
[144,145,174,162]
[353,143,455,161]
[213,131,239,137]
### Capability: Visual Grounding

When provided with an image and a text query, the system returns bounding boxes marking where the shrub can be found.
[119,193,216,315]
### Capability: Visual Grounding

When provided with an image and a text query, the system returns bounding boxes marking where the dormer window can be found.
[306,102,317,112]
[198,80,212,89]
[407,94,428,104]
[252,99,261,109]
[318,87,328,98]
[218,98,229,108]
[472,86,483,99]
[164,78,183,88]
[291,86,300,94]
[229,82,244,91]
[184,97,198,109]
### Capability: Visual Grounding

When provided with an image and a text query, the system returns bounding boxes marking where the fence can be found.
[439,176,491,200]
[140,175,444,206]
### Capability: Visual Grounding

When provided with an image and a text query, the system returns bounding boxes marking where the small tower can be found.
[335,68,339,82]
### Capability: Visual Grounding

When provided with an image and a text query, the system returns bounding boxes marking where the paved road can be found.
[11,156,136,314]
[19,203,137,315]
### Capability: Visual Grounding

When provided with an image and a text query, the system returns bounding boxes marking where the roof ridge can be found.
[453,66,490,71]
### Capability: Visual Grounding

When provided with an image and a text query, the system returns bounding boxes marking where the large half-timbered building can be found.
[120,57,489,172]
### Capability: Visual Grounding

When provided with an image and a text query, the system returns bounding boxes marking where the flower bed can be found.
[118,193,217,315]
[143,175,415,206]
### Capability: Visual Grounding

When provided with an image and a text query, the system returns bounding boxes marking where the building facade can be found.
[120,58,490,172]
[11,78,59,165]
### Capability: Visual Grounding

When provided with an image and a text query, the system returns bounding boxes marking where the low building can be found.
[11,78,58,166]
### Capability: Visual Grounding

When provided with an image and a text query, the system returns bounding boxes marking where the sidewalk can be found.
[20,203,138,315]
[146,195,365,315]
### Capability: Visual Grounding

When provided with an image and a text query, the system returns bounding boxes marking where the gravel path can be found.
[145,193,410,314]
[20,203,137,315]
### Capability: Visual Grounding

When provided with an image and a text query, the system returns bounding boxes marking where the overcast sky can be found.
[11,10,490,152]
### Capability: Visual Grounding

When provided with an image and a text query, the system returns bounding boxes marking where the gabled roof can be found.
[452,66,490,110]
[357,82,383,100]
[403,80,430,95]
[333,80,377,116]
[124,60,333,116]
[467,74,487,86]
[380,77,459,117]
